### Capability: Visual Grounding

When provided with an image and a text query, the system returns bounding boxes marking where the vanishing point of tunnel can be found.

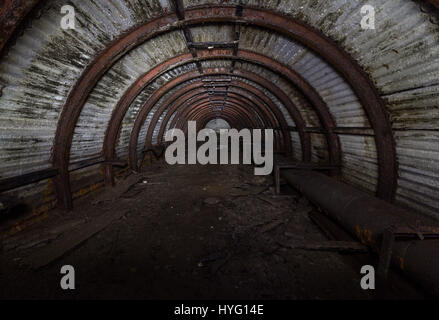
[1,0,439,302]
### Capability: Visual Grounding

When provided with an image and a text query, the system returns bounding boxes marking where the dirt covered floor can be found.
[0,162,427,299]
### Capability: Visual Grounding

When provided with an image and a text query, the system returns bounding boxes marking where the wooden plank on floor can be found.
[24,174,140,269]
[27,207,128,269]
[278,240,368,253]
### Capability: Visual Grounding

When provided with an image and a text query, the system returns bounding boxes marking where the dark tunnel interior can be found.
[1,0,439,303]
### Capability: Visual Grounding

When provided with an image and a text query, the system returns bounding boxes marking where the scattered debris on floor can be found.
[0,163,426,299]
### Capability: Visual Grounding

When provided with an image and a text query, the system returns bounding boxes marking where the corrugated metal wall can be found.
[0,0,438,221]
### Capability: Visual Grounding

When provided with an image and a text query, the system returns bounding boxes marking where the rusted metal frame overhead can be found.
[152,73,296,151]
[167,82,287,152]
[190,111,246,134]
[174,99,264,132]
[181,6,394,200]
[103,53,194,163]
[51,13,180,210]
[226,84,292,154]
[236,50,339,167]
[197,114,244,131]
[3,0,439,58]
[147,90,265,147]
[147,71,300,151]
[231,70,311,161]
[128,69,289,172]
[229,7,395,201]
[52,6,394,209]
[171,93,282,151]
[156,93,278,159]
[163,50,338,168]
[184,105,251,130]
[168,98,262,132]
[178,104,257,135]
[143,81,267,147]
[104,50,324,193]
[155,93,265,145]
[197,113,244,131]
[181,105,260,134]
[171,0,203,74]
[119,50,329,167]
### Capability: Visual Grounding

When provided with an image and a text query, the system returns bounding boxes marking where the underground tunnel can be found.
[0,0,439,303]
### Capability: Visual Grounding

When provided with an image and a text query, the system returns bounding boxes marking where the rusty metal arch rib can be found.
[51,6,396,209]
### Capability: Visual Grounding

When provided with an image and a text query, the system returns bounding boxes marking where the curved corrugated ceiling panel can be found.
[0,0,438,219]
[70,30,188,161]
[116,63,199,159]
[239,26,368,128]
[233,61,320,128]
[0,0,171,179]
[183,0,439,217]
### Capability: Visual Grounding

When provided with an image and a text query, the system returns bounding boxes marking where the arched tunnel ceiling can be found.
[0,0,438,219]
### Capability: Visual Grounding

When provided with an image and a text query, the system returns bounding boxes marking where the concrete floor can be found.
[0,162,427,299]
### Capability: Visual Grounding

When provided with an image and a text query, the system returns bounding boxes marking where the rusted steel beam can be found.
[150,93,278,165]
[156,67,313,162]
[171,0,185,20]
[288,126,376,136]
[51,13,180,209]
[197,112,249,130]
[280,164,439,297]
[0,168,58,193]
[68,156,104,172]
